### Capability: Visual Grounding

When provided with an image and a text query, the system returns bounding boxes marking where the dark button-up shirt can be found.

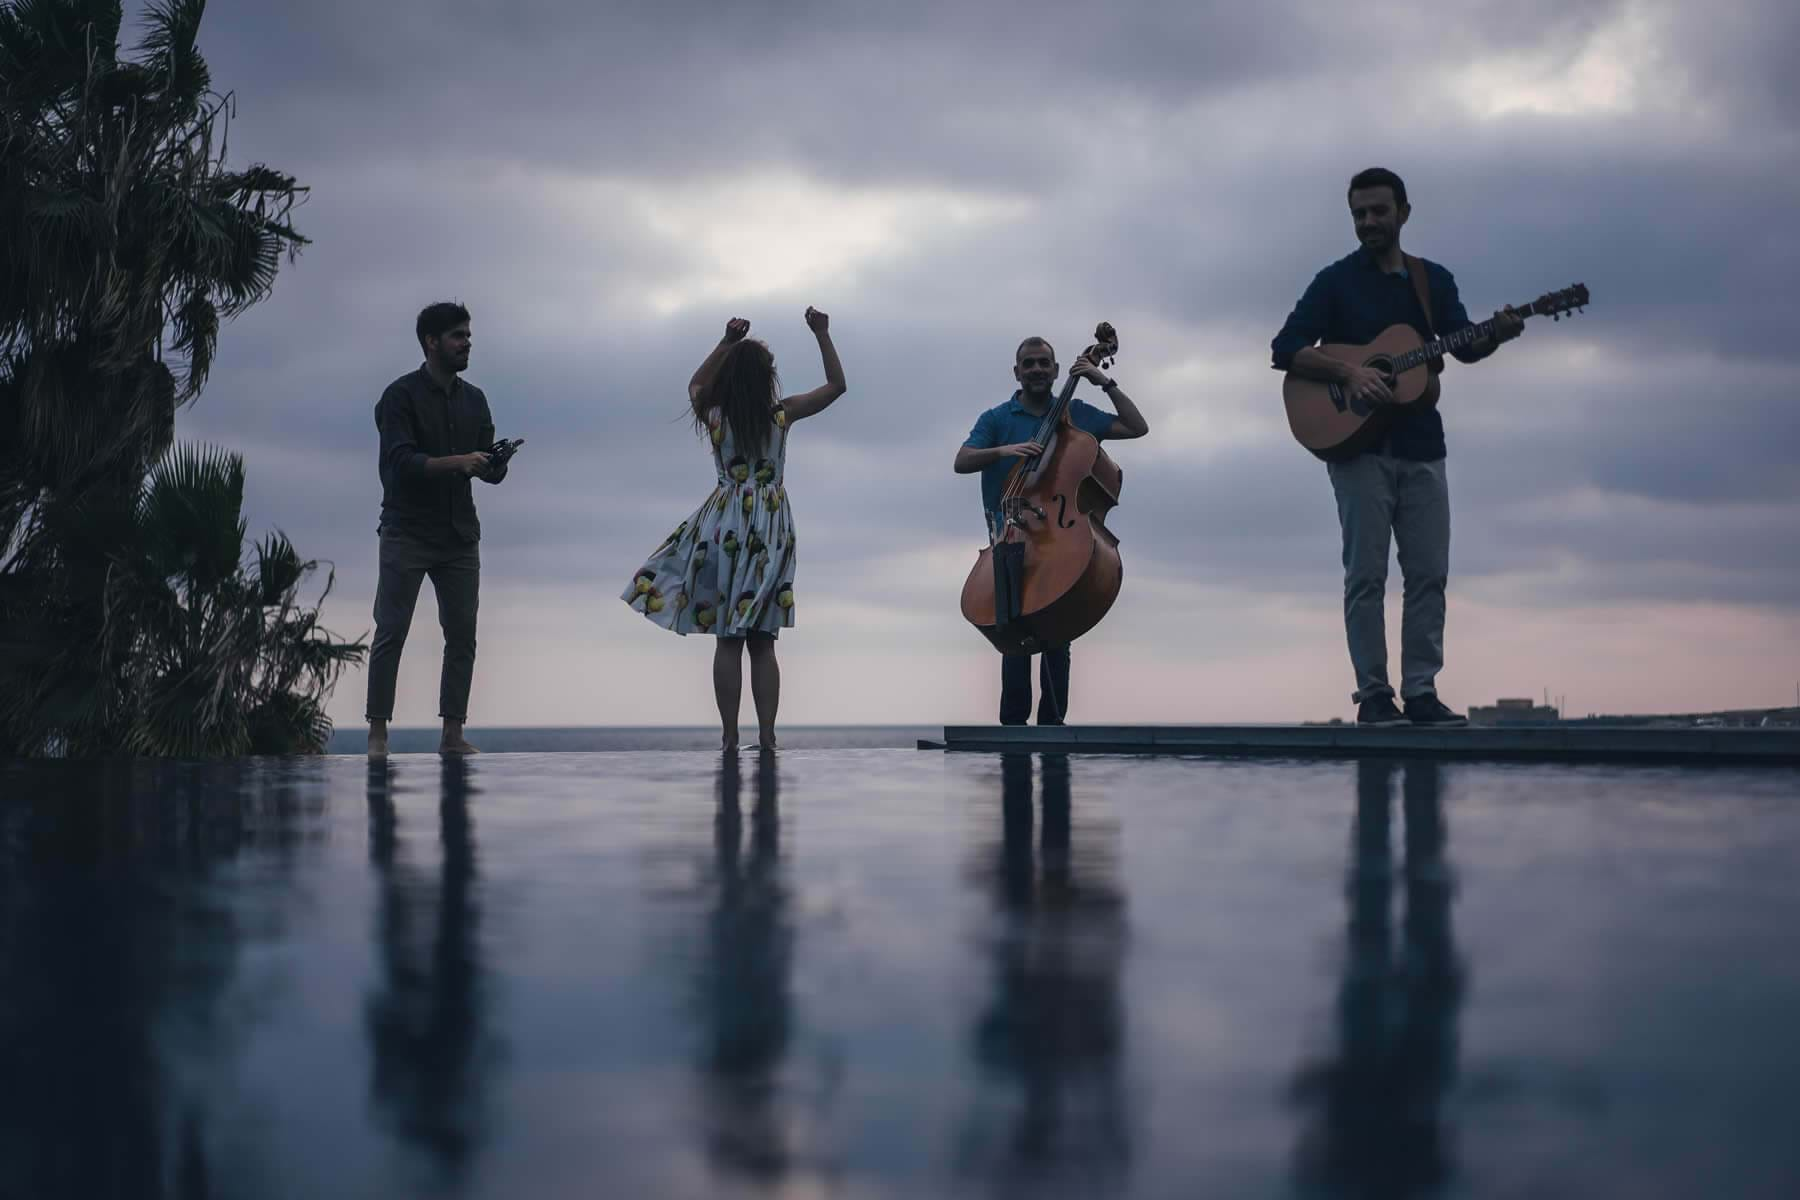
[1270,246,1492,461]
[963,391,1116,533]
[375,365,506,542]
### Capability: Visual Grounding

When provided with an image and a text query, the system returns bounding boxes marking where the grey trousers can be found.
[1326,454,1450,704]
[365,528,481,722]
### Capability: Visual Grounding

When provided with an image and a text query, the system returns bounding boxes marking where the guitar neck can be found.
[1391,297,1543,374]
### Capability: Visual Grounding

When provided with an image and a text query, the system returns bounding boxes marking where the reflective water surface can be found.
[2,752,1797,1198]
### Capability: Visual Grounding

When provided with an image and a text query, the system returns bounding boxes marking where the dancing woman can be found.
[622,309,846,750]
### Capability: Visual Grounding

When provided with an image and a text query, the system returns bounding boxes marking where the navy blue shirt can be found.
[1270,246,1491,461]
[963,391,1115,531]
[375,365,507,543]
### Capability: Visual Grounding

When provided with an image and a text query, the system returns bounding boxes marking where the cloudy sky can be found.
[164,0,1798,727]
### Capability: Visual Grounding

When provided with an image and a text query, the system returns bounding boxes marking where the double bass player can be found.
[954,335,1150,725]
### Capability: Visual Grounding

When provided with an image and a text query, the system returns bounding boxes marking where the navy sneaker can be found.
[1404,694,1469,727]
[1357,695,1409,726]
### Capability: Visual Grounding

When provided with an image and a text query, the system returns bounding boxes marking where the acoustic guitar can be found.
[1283,283,1589,461]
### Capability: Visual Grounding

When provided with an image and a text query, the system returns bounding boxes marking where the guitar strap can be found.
[1404,254,1441,375]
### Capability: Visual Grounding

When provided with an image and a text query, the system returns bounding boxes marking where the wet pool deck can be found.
[923,723,1800,764]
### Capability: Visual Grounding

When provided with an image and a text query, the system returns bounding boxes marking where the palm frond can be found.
[0,0,119,101]
[167,287,214,391]
[253,530,300,606]
[137,0,208,117]
[139,439,243,590]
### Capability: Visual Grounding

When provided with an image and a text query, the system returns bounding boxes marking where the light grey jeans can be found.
[1326,454,1450,704]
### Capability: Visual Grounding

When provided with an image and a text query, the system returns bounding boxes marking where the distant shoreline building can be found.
[1568,706,1800,729]
[1470,698,1560,726]
[1303,702,1796,729]
[1465,699,1800,728]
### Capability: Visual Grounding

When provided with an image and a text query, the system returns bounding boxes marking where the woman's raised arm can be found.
[781,307,846,422]
[688,317,751,409]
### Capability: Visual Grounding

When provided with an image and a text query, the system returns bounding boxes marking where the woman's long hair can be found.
[693,340,780,454]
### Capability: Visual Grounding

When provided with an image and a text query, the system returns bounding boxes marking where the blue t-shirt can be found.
[963,391,1116,531]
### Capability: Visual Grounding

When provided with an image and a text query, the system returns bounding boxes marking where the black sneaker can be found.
[1404,694,1469,727]
[1357,695,1409,726]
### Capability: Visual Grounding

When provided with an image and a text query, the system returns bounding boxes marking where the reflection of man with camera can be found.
[366,302,516,757]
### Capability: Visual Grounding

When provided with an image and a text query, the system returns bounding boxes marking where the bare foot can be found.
[368,723,389,758]
[754,734,777,752]
[722,737,740,753]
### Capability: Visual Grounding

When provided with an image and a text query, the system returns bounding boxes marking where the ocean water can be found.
[2,751,1797,1198]
[328,724,938,754]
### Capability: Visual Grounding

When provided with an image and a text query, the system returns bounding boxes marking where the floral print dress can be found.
[622,403,796,637]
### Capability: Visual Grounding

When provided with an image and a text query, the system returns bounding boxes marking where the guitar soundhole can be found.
[1327,382,1348,414]
[1344,354,1395,417]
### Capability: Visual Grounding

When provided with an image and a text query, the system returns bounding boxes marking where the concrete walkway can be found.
[921,723,1800,764]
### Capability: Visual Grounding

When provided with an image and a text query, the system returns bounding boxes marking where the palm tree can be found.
[107,442,362,757]
[0,1,362,756]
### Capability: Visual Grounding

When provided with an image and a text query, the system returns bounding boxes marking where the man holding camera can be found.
[366,302,511,757]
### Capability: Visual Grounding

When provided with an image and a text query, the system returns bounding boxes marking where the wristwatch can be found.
[1101,377,1120,391]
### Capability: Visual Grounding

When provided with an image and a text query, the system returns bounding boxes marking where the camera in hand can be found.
[483,438,525,468]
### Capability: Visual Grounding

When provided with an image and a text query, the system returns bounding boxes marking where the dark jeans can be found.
[365,528,480,722]
[999,644,1071,726]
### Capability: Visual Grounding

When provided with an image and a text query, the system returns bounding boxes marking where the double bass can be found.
[960,322,1125,655]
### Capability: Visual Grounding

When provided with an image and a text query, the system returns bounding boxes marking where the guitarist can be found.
[954,336,1150,725]
[1271,168,1523,727]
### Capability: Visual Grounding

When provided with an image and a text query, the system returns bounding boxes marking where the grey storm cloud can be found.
[196,0,1729,185]
[143,0,1799,721]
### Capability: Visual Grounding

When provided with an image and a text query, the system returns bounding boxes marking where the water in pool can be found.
[2,750,1796,1198]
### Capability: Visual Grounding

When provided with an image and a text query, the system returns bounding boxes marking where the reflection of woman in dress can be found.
[696,751,796,1179]
[622,309,846,750]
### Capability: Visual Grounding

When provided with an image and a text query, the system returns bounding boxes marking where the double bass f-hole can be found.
[1054,493,1075,529]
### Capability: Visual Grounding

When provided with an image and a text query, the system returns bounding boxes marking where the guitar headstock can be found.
[1532,283,1589,322]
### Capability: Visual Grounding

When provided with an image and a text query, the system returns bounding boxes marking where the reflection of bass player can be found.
[1271,168,1523,728]
[953,335,1149,726]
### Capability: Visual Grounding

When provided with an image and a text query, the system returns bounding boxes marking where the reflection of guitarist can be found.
[1270,168,1523,727]
[1290,759,1464,1195]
